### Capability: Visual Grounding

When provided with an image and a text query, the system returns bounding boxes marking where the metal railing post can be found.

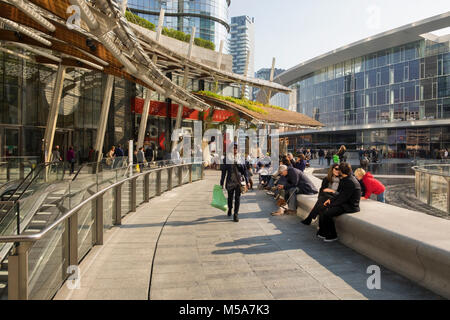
[156,170,161,196]
[96,195,103,245]
[168,168,173,191]
[6,162,10,181]
[201,164,205,180]
[178,166,183,186]
[144,173,150,202]
[131,178,137,212]
[8,242,32,300]
[189,164,192,183]
[447,178,450,214]
[68,212,78,266]
[427,173,431,205]
[19,162,24,180]
[114,184,122,225]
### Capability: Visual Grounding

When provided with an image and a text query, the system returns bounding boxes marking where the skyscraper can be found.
[127,0,231,51]
[229,15,255,99]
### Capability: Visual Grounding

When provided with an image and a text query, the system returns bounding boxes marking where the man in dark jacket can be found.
[220,144,249,222]
[318,162,361,242]
[272,165,318,216]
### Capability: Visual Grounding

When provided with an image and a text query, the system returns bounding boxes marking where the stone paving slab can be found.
[54,171,442,300]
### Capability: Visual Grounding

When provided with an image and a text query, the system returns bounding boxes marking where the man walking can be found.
[318,148,325,166]
[220,143,249,222]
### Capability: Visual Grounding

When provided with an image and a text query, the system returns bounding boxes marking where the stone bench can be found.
[296,170,450,299]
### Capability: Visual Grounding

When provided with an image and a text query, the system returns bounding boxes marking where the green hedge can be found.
[196,91,287,114]
[125,11,155,31]
[125,11,215,51]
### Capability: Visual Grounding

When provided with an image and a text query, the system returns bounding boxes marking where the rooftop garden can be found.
[125,11,216,51]
[196,91,287,115]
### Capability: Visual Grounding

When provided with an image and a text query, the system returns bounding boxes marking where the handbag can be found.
[232,164,247,194]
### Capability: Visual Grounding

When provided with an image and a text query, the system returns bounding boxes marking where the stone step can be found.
[23,229,41,234]
[1,259,8,270]
[0,270,7,282]
[29,220,47,228]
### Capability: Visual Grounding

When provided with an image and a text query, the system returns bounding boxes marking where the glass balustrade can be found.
[0,162,202,300]
[413,164,450,215]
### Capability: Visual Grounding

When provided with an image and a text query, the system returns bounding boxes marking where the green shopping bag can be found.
[211,185,228,212]
[333,154,340,164]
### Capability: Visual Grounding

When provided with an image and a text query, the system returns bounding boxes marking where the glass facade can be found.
[0,47,240,161]
[127,0,230,51]
[287,39,450,158]
[0,50,106,159]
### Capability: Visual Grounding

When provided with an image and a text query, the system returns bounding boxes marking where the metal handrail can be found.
[0,162,200,243]
[412,165,450,178]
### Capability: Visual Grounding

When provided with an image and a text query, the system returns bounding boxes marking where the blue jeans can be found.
[319,157,324,165]
[377,192,385,203]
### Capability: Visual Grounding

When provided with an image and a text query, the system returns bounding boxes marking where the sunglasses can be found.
[333,167,340,170]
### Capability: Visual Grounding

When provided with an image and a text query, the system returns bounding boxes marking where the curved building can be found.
[127,0,231,51]
[276,12,450,159]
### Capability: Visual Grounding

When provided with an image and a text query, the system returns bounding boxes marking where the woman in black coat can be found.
[302,163,341,225]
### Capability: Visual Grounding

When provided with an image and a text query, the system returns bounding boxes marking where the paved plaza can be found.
[54,171,440,300]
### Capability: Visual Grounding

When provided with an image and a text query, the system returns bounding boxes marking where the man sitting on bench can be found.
[272,165,318,216]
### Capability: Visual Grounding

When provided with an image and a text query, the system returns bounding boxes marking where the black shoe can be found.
[302,217,312,225]
[316,231,326,239]
[227,211,232,217]
[233,214,239,222]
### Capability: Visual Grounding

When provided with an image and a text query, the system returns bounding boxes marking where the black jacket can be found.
[282,167,318,195]
[329,175,361,213]
[220,162,248,190]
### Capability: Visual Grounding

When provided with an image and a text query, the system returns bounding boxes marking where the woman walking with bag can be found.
[302,163,341,225]
[220,143,249,222]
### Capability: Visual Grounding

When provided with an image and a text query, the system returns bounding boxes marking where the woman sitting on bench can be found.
[302,163,341,225]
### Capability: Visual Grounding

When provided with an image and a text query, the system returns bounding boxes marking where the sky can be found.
[229,0,450,72]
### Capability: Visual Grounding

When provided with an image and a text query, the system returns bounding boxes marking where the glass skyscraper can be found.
[229,15,255,99]
[276,14,450,159]
[127,0,231,51]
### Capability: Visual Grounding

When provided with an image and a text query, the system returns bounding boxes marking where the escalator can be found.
[0,162,66,299]
[0,158,131,299]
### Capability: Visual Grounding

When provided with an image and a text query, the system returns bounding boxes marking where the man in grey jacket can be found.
[272,165,318,216]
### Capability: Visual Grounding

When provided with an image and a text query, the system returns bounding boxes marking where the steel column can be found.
[173,27,196,151]
[266,57,276,105]
[241,50,251,99]
[152,8,165,64]
[44,65,66,163]
[216,40,224,69]
[94,74,114,163]
[137,89,152,149]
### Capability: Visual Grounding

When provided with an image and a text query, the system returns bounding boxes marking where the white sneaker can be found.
[324,237,338,242]
[266,191,275,196]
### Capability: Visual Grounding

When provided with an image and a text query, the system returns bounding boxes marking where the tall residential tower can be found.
[229,15,255,99]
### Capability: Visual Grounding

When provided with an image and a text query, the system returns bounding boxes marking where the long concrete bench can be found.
[296,170,450,299]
